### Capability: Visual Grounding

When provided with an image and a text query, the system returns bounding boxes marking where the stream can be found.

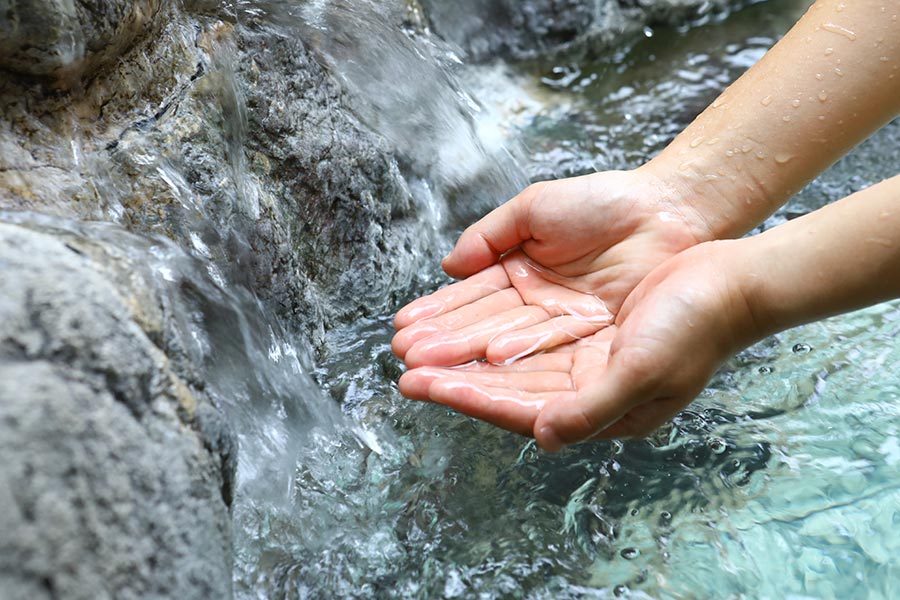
[100,0,900,597]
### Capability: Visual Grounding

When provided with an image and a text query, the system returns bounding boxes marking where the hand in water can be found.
[392,168,712,368]
[398,242,758,449]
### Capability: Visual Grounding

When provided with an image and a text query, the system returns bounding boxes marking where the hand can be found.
[392,168,714,368]
[398,241,761,449]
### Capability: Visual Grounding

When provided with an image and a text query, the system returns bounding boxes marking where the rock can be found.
[0,0,162,80]
[419,0,754,62]
[0,3,437,343]
[0,221,233,599]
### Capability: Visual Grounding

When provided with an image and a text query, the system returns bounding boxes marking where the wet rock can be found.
[0,3,434,343]
[0,222,233,599]
[420,0,755,62]
[0,0,163,79]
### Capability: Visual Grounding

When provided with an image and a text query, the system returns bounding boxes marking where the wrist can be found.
[643,143,784,241]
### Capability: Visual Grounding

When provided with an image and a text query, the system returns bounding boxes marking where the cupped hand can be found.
[398,241,762,449]
[393,168,712,368]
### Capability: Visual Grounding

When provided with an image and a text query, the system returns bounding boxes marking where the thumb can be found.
[442,185,539,279]
[534,349,659,451]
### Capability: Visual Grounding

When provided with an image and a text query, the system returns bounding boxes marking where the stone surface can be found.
[0,0,162,79]
[0,221,234,599]
[420,0,757,62]
[0,3,435,343]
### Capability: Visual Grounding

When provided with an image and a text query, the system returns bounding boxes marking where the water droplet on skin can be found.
[712,98,724,108]
[782,115,792,122]
[880,56,890,62]
[818,90,828,102]
[834,67,844,76]
[725,149,734,157]
[755,151,767,160]
[621,548,640,560]
[709,438,727,454]
[815,73,824,80]
[818,115,827,120]
[791,99,801,108]
[836,2,845,11]
[822,22,857,41]
[706,137,720,145]
[824,47,834,56]
[741,143,752,153]
[793,343,812,354]
[690,136,705,148]
[774,153,795,164]
[761,95,773,106]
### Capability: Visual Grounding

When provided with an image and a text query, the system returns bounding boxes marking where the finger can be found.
[502,251,614,321]
[392,287,524,359]
[441,187,537,279]
[533,348,661,452]
[486,316,607,365]
[394,264,511,329]
[404,305,551,368]
[429,380,574,438]
[398,366,573,400]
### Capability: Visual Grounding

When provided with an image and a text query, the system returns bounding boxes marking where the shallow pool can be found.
[232,2,900,597]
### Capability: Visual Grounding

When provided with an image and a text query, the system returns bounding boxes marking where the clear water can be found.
[239,1,900,598]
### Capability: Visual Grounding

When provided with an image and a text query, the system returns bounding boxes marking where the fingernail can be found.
[537,426,566,453]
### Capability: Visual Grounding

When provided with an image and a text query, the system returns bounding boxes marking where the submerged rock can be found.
[420,0,758,62]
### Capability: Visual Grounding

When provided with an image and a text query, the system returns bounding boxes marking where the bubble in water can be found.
[659,511,673,525]
[709,437,727,454]
[793,343,812,354]
[614,585,629,597]
[643,26,654,38]
[758,365,773,374]
[621,547,640,560]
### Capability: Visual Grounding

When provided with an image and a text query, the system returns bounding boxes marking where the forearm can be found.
[733,173,900,340]
[645,0,900,239]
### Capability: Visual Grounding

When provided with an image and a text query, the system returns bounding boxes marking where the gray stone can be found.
[0,0,162,79]
[420,0,755,62]
[0,3,436,343]
[0,222,233,599]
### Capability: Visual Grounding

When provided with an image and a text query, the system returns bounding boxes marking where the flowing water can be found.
[26,0,900,597]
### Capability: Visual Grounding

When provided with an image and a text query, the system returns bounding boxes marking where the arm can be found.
[645,0,900,239]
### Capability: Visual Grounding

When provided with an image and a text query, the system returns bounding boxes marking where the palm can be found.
[393,170,706,367]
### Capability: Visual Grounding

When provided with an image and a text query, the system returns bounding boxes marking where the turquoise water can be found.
[232,2,900,597]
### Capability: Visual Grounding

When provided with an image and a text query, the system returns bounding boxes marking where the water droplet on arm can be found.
[818,90,828,102]
[774,153,795,165]
[822,23,857,41]
[761,95,773,106]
